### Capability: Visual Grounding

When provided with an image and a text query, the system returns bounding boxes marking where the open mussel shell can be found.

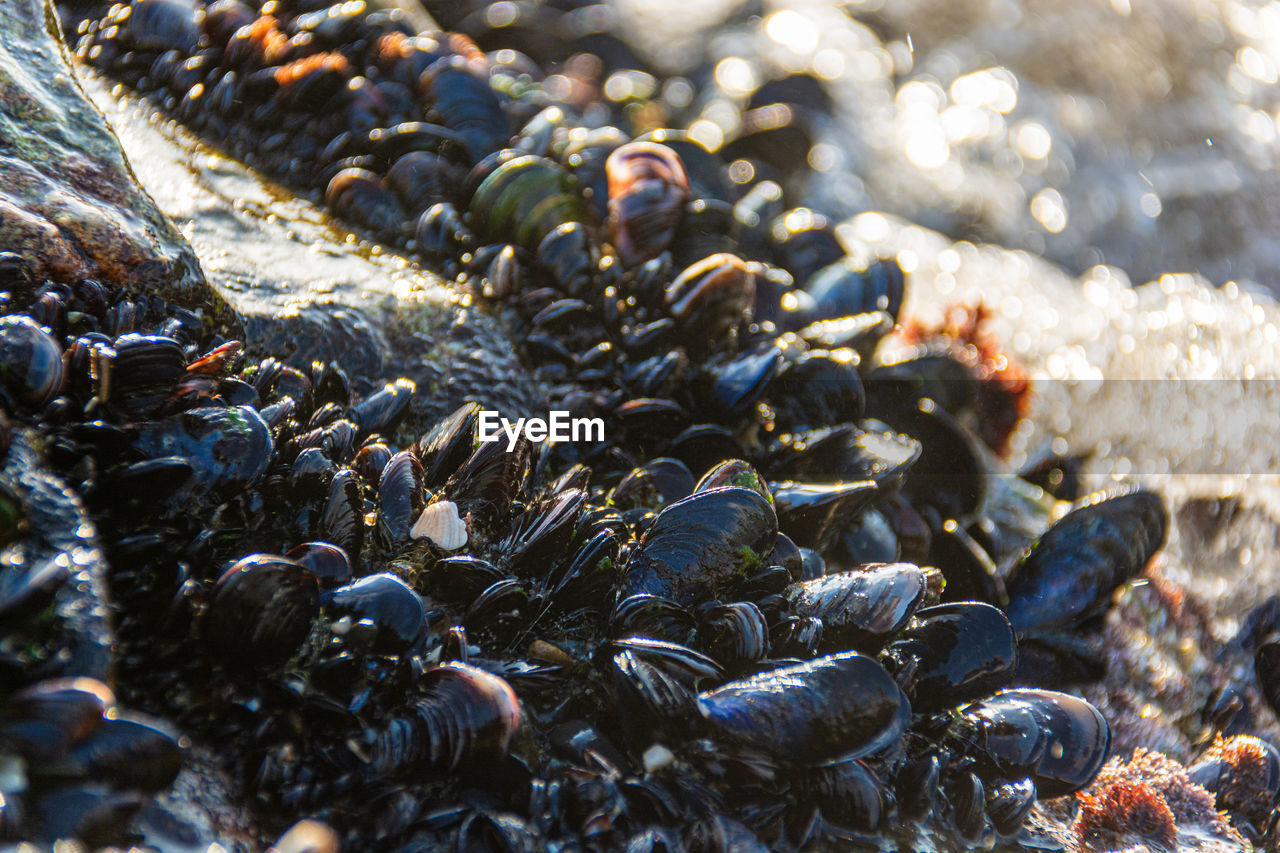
[697,651,910,764]
[202,554,320,666]
[784,563,931,652]
[951,688,1110,798]
[1004,489,1168,637]
[624,486,777,607]
[882,602,1017,712]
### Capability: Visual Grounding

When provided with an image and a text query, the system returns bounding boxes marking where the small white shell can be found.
[642,743,675,773]
[410,500,468,550]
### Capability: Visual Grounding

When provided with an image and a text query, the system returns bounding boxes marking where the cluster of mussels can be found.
[0,0,1251,849]
[0,244,1144,850]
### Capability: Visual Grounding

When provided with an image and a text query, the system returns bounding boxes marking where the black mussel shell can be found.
[704,345,782,420]
[985,778,1037,837]
[57,712,185,793]
[0,677,115,762]
[504,488,586,578]
[838,507,900,565]
[367,662,520,778]
[323,572,427,653]
[888,399,986,520]
[352,378,415,437]
[607,141,691,268]
[0,316,65,411]
[785,564,930,652]
[771,481,877,552]
[444,438,531,531]
[765,349,865,432]
[416,402,481,489]
[286,541,353,589]
[203,554,320,665]
[427,555,506,603]
[421,55,511,163]
[663,254,754,348]
[133,405,273,504]
[694,459,770,502]
[798,758,884,834]
[321,468,364,559]
[611,458,695,511]
[803,257,905,325]
[1004,489,1167,637]
[698,602,770,669]
[896,754,941,823]
[928,519,1005,607]
[377,450,426,548]
[697,651,910,764]
[611,593,697,645]
[882,602,1017,712]
[624,486,777,607]
[952,688,1110,798]
[469,154,586,252]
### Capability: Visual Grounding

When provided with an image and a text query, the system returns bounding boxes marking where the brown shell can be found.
[606,141,691,268]
[663,253,755,345]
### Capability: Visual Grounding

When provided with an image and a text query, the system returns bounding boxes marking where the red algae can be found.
[1075,778,1178,850]
[1196,734,1278,832]
[897,303,1030,455]
[1069,749,1244,852]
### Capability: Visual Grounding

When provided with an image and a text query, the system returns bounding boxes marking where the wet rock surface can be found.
[80,71,541,428]
[0,0,211,309]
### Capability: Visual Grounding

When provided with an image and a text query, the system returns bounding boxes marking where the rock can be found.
[79,70,542,433]
[0,0,217,314]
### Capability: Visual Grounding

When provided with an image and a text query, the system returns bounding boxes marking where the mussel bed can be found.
[0,0,1274,850]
